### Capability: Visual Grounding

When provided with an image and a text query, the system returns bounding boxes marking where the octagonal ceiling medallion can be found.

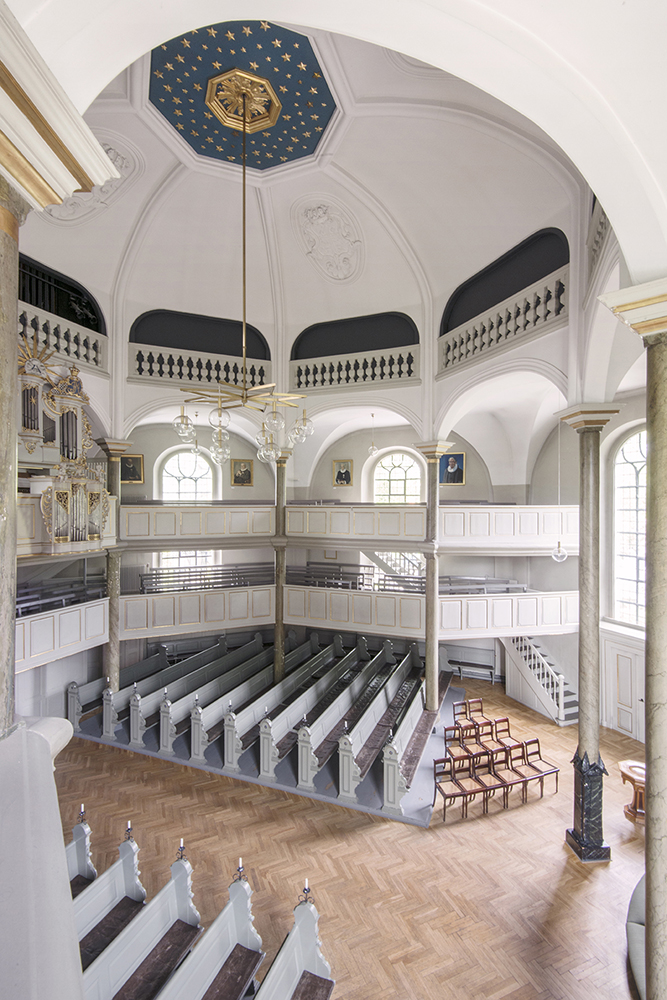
[149,20,337,170]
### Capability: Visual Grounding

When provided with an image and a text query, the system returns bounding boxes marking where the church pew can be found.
[83,857,202,1000]
[102,636,230,740]
[66,818,97,895]
[222,634,327,772]
[68,646,168,732]
[254,899,334,1000]
[158,636,292,756]
[259,635,365,781]
[127,634,276,749]
[75,837,146,970]
[296,639,393,791]
[154,875,264,1000]
[338,644,422,803]
[381,674,427,816]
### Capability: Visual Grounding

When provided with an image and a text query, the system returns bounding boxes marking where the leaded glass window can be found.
[614,430,646,625]
[162,451,213,502]
[374,453,422,504]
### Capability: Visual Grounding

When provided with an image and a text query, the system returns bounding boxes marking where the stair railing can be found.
[510,636,566,724]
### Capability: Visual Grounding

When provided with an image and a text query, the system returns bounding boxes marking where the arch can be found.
[291,312,419,361]
[19,253,106,335]
[153,443,221,500]
[130,309,270,360]
[440,228,569,334]
[372,450,424,504]
[361,446,427,503]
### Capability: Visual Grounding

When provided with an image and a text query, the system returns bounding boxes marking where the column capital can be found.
[600,276,667,342]
[558,405,620,431]
[276,448,292,467]
[414,439,455,461]
[95,438,133,460]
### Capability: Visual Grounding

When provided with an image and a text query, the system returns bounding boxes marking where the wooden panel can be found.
[353,510,375,536]
[377,511,401,536]
[308,590,327,621]
[252,510,272,534]
[466,600,488,630]
[493,511,514,536]
[205,510,226,535]
[152,597,176,629]
[404,510,425,537]
[30,614,55,654]
[541,596,562,626]
[440,601,462,630]
[376,596,396,628]
[469,512,490,536]
[179,595,201,625]
[518,512,539,535]
[617,653,633,708]
[517,597,539,627]
[180,511,202,535]
[125,599,148,631]
[126,512,150,537]
[204,593,225,624]
[252,589,272,618]
[565,593,579,623]
[154,511,176,536]
[330,509,351,535]
[491,599,513,628]
[17,502,35,539]
[228,591,249,620]
[617,707,634,734]
[565,510,580,534]
[329,591,350,623]
[351,593,372,625]
[307,510,327,535]
[14,621,25,663]
[399,597,421,630]
[59,608,82,647]
[287,589,306,618]
[286,509,304,533]
[542,511,560,535]
[443,512,465,536]
[229,511,250,534]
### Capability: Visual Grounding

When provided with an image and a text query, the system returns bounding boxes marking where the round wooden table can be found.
[619,760,646,824]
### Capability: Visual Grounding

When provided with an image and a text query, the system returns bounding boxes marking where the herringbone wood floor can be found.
[55,681,645,999]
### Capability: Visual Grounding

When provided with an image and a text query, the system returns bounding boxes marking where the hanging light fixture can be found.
[174,81,306,462]
[368,412,379,456]
[552,417,568,562]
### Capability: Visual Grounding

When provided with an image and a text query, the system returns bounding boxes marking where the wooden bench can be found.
[83,858,202,1000]
[254,901,334,1000]
[222,634,327,772]
[127,634,275,750]
[297,639,396,791]
[101,638,229,740]
[75,836,146,971]
[338,644,421,803]
[154,877,263,1000]
[66,819,97,897]
[68,647,169,732]
[380,650,431,816]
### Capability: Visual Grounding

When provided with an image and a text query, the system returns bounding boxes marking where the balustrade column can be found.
[600,279,667,1000]
[273,449,291,683]
[561,406,618,862]
[416,441,452,711]
[0,178,30,738]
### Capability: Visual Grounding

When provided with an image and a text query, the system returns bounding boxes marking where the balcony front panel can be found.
[119,504,275,543]
[438,505,579,554]
[439,591,579,640]
[15,598,109,670]
[17,495,117,556]
[119,585,275,639]
[286,505,426,544]
[284,585,425,640]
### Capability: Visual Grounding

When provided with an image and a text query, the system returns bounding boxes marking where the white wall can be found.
[15,647,103,718]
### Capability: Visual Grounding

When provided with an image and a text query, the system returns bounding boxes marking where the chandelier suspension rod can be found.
[242,92,248,397]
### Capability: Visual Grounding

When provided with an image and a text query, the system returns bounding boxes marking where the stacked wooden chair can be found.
[433,698,559,822]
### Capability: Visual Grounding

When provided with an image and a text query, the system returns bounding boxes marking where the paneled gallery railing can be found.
[438,265,569,374]
[289,344,420,391]
[18,303,108,372]
[128,343,271,387]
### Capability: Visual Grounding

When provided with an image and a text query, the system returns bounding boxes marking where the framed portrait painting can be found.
[120,454,144,484]
[231,459,253,486]
[439,452,466,485]
[333,460,353,486]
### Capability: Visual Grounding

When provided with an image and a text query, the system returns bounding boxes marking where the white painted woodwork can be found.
[119,586,275,640]
[73,838,145,940]
[439,591,579,639]
[155,877,263,1000]
[119,504,274,542]
[19,302,108,373]
[15,598,109,672]
[17,495,117,556]
[128,342,272,391]
[289,343,420,392]
[65,821,97,883]
[381,678,426,816]
[284,585,425,639]
[600,624,645,743]
[82,859,201,1000]
[286,504,426,544]
[438,505,579,554]
[502,637,564,724]
[253,901,332,1000]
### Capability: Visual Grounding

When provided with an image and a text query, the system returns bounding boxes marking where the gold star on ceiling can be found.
[242,26,252,36]
[260,21,270,30]
[207,27,217,36]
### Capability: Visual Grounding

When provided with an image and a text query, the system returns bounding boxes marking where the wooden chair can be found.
[458,722,486,758]
[489,747,529,805]
[452,701,469,727]
[523,738,560,792]
[433,757,466,821]
[443,726,470,763]
[509,744,547,798]
[467,698,491,725]
[494,717,522,751]
[470,751,506,813]
[476,720,504,754]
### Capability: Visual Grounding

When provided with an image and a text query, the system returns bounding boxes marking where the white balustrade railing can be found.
[128,342,271,388]
[507,636,566,723]
[289,344,419,391]
[15,597,109,671]
[438,265,569,374]
[119,585,275,639]
[587,201,610,279]
[120,503,274,542]
[18,302,108,372]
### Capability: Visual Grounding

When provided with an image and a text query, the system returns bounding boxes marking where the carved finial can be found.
[176,838,186,861]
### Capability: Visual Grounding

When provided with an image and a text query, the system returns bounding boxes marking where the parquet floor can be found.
[54,680,645,1000]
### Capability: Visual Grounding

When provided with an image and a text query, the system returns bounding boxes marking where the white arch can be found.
[361,446,427,503]
[13,0,667,282]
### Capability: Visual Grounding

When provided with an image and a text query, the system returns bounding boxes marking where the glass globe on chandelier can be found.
[368,412,379,456]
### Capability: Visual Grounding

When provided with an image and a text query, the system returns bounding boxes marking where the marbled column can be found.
[273,450,290,683]
[415,441,452,711]
[103,549,121,692]
[561,406,618,862]
[0,179,29,737]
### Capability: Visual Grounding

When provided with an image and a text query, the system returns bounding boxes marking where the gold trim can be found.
[0,203,18,241]
[180,510,202,535]
[612,292,667,314]
[154,510,176,536]
[632,315,667,335]
[0,128,60,207]
[0,60,94,192]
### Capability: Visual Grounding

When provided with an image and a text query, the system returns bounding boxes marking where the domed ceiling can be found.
[148,20,336,169]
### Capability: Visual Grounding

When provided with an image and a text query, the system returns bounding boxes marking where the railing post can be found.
[557,673,566,725]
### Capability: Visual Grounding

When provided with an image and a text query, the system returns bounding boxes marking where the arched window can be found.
[614,430,646,625]
[161,451,213,503]
[374,452,422,504]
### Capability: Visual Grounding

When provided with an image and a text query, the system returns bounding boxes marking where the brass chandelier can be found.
[173,73,312,464]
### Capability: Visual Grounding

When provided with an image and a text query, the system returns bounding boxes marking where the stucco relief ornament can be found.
[44,143,136,223]
[297,202,363,282]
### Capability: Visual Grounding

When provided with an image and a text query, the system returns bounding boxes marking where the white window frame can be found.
[613,428,646,626]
